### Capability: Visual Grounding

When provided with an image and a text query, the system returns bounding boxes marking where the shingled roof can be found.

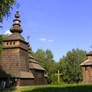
[4,33,25,42]
[19,71,34,78]
[80,59,92,66]
[0,70,34,79]
[29,63,45,71]
[10,71,34,78]
[80,51,92,66]
[28,48,45,71]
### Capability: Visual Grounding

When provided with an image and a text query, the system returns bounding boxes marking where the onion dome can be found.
[10,11,23,33]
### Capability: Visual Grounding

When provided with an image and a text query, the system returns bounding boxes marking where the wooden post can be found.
[16,79,20,87]
[55,70,62,83]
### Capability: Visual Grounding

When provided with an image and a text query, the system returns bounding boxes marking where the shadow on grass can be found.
[22,85,92,92]
[0,66,17,92]
[0,87,16,92]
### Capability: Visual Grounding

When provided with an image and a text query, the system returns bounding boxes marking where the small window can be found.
[10,42,12,45]
[85,67,87,71]
[6,42,8,45]
[13,41,15,45]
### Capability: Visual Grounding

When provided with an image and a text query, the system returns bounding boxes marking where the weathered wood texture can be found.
[0,12,48,86]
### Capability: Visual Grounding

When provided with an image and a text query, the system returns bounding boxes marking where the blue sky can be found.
[0,0,92,61]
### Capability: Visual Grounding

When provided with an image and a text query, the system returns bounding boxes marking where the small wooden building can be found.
[80,51,92,83]
[0,11,48,86]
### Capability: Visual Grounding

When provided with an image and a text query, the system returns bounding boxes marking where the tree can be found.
[33,49,46,67]
[59,49,87,83]
[45,49,53,60]
[0,0,16,22]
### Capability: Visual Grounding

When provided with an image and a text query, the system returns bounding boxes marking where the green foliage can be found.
[1,84,92,92]
[49,74,57,84]
[32,48,87,84]
[0,0,16,22]
[45,49,53,60]
[59,49,87,83]
[0,35,3,59]
[0,87,16,92]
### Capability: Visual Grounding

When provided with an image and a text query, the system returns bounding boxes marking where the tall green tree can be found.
[45,49,53,60]
[33,49,46,67]
[0,0,16,22]
[59,49,87,83]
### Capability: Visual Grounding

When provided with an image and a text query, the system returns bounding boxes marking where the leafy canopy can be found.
[59,49,87,83]
[0,0,16,22]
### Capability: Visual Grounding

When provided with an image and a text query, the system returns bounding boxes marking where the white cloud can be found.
[4,30,12,36]
[40,38,47,42]
[48,40,54,42]
[40,38,55,43]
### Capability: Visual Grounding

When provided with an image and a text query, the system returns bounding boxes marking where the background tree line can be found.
[31,48,87,84]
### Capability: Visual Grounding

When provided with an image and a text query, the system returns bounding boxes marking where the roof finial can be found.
[10,11,23,33]
[15,11,20,18]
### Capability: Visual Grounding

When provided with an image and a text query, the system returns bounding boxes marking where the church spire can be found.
[10,11,23,33]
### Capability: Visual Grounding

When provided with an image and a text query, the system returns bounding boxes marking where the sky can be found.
[0,0,92,61]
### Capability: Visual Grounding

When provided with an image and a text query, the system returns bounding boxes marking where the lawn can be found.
[1,84,92,92]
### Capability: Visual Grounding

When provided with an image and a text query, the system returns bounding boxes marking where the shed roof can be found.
[80,59,92,66]
[29,58,38,64]
[0,70,34,79]
[28,52,45,71]
[29,63,45,71]
[19,71,34,78]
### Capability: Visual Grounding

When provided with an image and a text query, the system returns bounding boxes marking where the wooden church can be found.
[0,11,48,86]
[80,51,92,83]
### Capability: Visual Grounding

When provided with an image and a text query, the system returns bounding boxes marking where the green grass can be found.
[0,87,16,92]
[1,84,92,92]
